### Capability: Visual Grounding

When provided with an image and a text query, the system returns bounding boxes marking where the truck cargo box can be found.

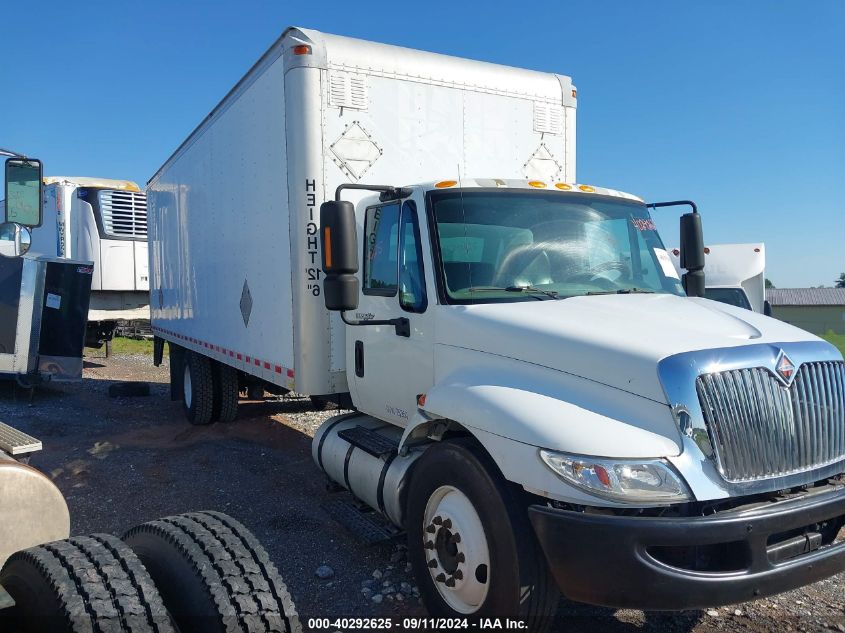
[148,26,577,396]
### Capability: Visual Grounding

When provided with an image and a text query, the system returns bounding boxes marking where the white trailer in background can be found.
[669,242,767,313]
[31,177,150,348]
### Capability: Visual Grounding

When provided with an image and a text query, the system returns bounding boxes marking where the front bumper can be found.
[528,486,845,610]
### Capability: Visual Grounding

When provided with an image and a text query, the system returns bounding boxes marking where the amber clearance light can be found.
[323,227,333,269]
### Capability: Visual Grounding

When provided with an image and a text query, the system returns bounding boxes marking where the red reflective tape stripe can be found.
[237,353,242,360]
[274,366,282,374]
[287,369,294,378]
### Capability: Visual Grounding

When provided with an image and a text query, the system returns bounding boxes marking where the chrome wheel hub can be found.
[422,485,490,613]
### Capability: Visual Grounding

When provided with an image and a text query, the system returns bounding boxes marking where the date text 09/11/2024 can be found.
[307,617,529,629]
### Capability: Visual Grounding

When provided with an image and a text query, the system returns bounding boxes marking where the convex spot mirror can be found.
[0,222,32,257]
[4,158,43,228]
[320,200,359,312]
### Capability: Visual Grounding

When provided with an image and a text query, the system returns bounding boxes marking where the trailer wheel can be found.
[406,440,558,629]
[123,511,299,633]
[213,362,239,423]
[183,352,214,425]
[0,534,175,633]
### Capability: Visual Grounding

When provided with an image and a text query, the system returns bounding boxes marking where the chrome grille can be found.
[696,361,845,482]
[98,190,147,238]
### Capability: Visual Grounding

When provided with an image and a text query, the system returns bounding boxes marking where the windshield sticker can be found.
[632,218,656,231]
[653,248,680,280]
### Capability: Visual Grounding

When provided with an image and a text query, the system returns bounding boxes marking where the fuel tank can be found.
[313,413,423,527]
[0,452,70,567]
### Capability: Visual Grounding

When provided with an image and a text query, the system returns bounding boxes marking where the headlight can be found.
[539,450,691,504]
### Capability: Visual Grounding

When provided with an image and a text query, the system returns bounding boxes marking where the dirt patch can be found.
[1,353,843,631]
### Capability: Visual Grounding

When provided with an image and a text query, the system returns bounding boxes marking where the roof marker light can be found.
[435,180,457,188]
[293,45,312,55]
[528,181,546,188]
[555,183,572,191]
[578,185,595,193]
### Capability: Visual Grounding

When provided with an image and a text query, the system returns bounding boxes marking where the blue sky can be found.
[2,0,842,287]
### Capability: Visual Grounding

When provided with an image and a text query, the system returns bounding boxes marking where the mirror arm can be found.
[335,183,412,203]
[0,148,29,159]
[340,312,410,337]
[646,200,698,214]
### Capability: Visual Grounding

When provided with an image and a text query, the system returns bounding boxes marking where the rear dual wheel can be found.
[182,352,238,425]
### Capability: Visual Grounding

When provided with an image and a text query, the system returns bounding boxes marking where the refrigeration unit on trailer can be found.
[669,242,768,313]
[149,27,845,628]
[30,177,149,348]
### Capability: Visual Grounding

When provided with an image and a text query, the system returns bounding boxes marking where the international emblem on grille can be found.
[775,350,796,384]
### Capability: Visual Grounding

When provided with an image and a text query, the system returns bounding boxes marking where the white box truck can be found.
[30,177,150,349]
[669,242,768,313]
[149,27,845,627]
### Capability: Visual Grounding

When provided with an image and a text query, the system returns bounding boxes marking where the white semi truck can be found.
[148,27,845,627]
[669,242,769,313]
[30,177,150,349]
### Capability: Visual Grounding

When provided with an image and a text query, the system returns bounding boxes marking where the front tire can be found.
[406,440,558,629]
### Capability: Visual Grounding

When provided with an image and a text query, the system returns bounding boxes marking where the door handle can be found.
[355,340,364,377]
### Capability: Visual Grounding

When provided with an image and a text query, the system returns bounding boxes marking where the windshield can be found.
[704,287,752,310]
[430,190,685,303]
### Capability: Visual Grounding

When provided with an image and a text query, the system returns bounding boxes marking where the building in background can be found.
[768,288,845,335]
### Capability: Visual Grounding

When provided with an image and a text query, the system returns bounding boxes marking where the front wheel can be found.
[406,440,558,630]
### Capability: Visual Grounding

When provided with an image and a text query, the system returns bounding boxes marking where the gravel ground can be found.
[2,351,845,632]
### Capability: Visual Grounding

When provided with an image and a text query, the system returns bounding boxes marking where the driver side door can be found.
[349,199,434,426]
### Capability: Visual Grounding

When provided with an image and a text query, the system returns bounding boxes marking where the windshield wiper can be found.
[585,288,656,296]
[466,286,561,300]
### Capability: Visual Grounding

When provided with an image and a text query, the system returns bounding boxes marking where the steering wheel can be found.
[566,260,631,287]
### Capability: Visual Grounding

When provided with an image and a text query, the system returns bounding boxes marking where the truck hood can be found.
[436,294,819,403]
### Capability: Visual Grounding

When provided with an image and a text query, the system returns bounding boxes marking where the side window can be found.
[363,203,399,295]
[399,202,427,313]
